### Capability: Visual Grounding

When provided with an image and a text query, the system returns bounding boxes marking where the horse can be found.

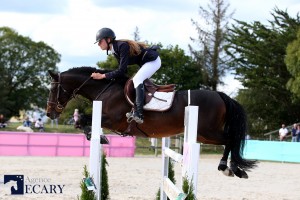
[46,66,256,178]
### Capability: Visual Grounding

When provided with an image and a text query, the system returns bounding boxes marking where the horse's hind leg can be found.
[218,145,249,178]
[218,145,234,177]
[230,160,248,179]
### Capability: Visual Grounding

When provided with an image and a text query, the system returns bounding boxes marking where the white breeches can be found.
[132,56,161,88]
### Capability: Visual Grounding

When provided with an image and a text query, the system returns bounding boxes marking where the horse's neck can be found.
[79,81,120,101]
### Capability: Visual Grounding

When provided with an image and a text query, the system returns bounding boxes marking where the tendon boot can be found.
[132,84,144,124]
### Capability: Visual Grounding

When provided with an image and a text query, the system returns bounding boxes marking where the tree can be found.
[0,27,60,118]
[151,45,202,90]
[189,0,233,90]
[226,8,300,134]
[132,26,141,41]
[58,96,92,125]
[285,29,300,99]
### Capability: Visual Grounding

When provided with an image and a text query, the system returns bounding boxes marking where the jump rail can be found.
[161,106,200,200]
[89,101,103,200]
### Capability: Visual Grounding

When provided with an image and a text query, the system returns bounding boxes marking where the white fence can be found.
[89,101,103,200]
[160,106,200,200]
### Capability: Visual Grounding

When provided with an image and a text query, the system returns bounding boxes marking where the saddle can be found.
[123,79,175,137]
[124,79,176,111]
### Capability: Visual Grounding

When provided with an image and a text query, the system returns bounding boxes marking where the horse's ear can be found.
[48,70,58,81]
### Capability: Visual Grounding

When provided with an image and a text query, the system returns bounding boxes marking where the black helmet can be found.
[94,28,116,44]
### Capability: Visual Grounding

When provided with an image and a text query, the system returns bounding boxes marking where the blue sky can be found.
[0,0,299,95]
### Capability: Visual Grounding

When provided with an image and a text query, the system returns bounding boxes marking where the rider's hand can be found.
[91,72,106,80]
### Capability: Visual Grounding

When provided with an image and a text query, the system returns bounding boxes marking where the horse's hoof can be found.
[100,135,109,144]
[84,131,91,141]
[234,169,248,179]
[224,168,234,177]
[86,133,91,141]
[218,165,234,177]
[241,172,248,179]
[231,167,248,179]
[229,161,248,179]
[218,164,227,171]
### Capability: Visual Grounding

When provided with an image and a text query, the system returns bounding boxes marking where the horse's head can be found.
[46,66,129,120]
[46,70,74,119]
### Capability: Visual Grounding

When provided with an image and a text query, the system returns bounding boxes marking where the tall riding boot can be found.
[133,84,144,124]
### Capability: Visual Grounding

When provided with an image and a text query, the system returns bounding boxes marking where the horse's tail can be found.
[217,92,257,171]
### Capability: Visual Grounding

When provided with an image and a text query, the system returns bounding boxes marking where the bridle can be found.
[47,72,115,114]
[47,73,92,114]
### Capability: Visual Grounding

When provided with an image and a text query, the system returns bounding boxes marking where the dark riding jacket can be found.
[104,40,159,79]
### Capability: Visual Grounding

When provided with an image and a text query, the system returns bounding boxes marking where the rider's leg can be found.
[126,57,161,123]
[132,84,145,124]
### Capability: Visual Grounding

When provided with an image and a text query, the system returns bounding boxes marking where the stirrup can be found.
[133,115,143,124]
[126,111,134,123]
[127,116,134,123]
[126,111,133,119]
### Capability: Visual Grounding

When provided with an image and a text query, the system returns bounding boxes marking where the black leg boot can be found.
[133,84,144,124]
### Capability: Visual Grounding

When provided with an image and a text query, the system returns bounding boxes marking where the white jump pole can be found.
[160,105,200,200]
[89,100,103,200]
[182,106,200,195]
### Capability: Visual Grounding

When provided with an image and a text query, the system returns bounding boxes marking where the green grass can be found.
[135,137,161,155]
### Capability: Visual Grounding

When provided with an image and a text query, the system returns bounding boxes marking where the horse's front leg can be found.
[218,145,234,177]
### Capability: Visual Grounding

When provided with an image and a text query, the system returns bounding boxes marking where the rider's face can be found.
[98,38,110,50]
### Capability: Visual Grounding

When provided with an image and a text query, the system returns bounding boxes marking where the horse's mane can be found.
[64,66,129,85]
[66,66,110,75]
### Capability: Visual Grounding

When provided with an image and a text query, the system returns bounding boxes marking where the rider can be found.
[91,27,161,124]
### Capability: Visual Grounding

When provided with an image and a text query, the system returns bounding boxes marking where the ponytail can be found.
[118,39,148,56]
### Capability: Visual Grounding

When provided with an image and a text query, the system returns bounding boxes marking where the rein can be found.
[73,75,93,97]
[95,80,115,100]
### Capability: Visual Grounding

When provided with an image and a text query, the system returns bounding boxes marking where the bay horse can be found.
[46,66,256,178]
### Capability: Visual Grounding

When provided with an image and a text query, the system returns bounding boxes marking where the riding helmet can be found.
[94,28,116,44]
